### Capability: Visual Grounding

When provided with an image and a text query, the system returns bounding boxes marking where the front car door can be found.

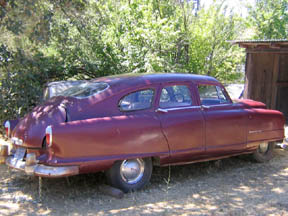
[197,83,247,155]
[156,82,205,164]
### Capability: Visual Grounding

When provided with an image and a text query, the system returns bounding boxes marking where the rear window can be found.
[60,82,109,99]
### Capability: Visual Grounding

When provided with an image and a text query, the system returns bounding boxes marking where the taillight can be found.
[4,121,10,137]
[45,125,52,147]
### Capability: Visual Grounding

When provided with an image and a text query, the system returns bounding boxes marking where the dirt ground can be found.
[1,130,288,216]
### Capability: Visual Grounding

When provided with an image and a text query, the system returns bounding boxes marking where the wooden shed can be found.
[233,39,288,121]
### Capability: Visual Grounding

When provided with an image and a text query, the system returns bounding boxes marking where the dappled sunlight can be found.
[234,185,251,193]
[0,202,20,215]
[272,187,285,194]
[1,147,288,215]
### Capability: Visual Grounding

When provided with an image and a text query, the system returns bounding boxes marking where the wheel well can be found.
[42,137,47,149]
[152,156,160,166]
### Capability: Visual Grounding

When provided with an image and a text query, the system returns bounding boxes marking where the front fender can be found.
[247,108,285,145]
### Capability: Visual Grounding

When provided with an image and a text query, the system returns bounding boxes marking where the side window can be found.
[198,85,230,105]
[119,89,154,111]
[160,85,192,108]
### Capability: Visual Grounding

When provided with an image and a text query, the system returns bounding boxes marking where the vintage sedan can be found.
[3,73,285,192]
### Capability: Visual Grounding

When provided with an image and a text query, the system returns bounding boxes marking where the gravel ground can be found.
[1,129,288,216]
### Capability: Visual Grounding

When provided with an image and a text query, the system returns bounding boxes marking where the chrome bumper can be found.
[6,156,79,178]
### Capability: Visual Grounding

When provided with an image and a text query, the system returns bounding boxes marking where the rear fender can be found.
[47,114,169,172]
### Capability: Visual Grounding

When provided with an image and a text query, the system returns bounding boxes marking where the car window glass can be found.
[198,85,230,105]
[216,86,227,100]
[119,89,154,111]
[160,85,192,108]
[61,82,109,99]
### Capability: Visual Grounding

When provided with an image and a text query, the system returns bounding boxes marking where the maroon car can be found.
[3,73,285,192]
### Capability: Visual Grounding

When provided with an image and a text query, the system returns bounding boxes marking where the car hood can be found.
[235,99,266,109]
[12,96,74,148]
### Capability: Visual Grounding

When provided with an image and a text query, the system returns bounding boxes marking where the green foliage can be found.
[0,46,66,126]
[189,2,245,81]
[247,0,288,39]
[0,0,246,127]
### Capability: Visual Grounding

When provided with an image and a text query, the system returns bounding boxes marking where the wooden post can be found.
[0,145,8,164]
[38,177,42,203]
[271,55,279,110]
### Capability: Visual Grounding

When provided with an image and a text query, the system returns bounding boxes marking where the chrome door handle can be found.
[201,105,210,110]
[155,108,168,113]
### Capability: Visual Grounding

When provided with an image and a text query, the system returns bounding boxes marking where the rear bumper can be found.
[6,156,79,178]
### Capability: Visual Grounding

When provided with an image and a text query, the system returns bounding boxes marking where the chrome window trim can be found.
[205,103,232,107]
[156,105,201,112]
[75,83,110,99]
[156,103,233,113]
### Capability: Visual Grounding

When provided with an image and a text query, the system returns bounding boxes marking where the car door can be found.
[156,82,205,164]
[115,87,170,159]
[197,83,247,155]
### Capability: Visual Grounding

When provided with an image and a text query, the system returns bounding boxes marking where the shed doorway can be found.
[276,54,288,121]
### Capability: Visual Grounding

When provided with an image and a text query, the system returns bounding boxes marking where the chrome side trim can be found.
[155,108,168,113]
[156,106,201,112]
[201,103,232,108]
[249,130,263,134]
[201,105,210,110]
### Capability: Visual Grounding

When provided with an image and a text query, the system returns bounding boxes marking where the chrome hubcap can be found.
[120,158,145,184]
[259,142,269,153]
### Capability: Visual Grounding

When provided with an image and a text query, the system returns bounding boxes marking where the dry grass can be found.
[1,150,288,215]
[1,127,288,215]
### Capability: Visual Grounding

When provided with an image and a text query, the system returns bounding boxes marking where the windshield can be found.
[60,82,109,98]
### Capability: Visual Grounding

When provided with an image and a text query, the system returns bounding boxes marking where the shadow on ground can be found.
[1,149,288,215]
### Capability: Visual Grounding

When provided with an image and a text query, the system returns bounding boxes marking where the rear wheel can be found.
[105,158,152,193]
[252,142,275,163]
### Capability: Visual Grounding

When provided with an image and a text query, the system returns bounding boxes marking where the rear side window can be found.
[160,85,192,108]
[198,85,230,105]
[61,82,109,99]
[119,89,154,111]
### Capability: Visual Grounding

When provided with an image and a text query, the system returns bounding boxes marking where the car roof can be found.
[45,80,86,87]
[94,73,219,89]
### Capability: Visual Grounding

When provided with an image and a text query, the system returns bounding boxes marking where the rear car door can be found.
[197,84,247,155]
[115,87,170,158]
[156,83,205,163]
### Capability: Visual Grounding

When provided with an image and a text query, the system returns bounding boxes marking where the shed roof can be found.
[231,39,288,44]
[231,39,288,52]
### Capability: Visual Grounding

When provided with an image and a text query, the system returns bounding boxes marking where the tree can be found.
[188,2,245,81]
[0,0,245,127]
[247,0,288,39]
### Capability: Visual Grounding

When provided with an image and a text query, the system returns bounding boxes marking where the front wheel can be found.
[105,158,152,193]
[252,142,275,163]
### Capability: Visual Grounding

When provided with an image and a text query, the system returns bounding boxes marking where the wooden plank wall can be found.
[244,53,276,109]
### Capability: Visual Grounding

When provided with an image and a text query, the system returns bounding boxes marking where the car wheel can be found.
[252,142,275,163]
[105,158,152,193]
